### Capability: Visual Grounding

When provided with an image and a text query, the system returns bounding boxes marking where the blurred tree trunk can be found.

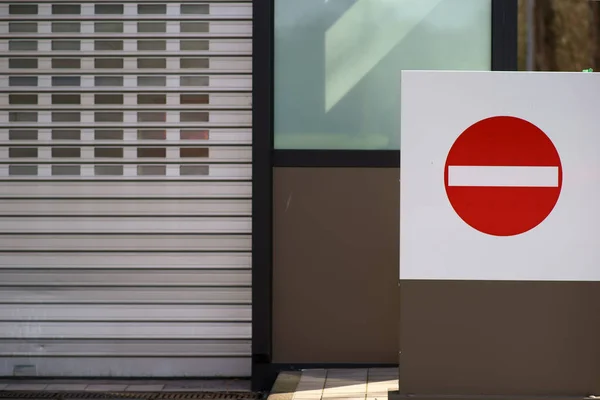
[534,0,557,70]
[591,1,600,69]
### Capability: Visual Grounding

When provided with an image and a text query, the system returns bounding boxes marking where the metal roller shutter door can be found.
[0,0,252,377]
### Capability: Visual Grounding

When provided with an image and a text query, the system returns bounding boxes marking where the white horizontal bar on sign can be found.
[447,166,560,187]
[1,339,251,357]
[0,287,251,304]
[0,269,250,287]
[0,199,251,216]
[0,358,251,378]
[0,322,251,339]
[0,304,251,322]
[0,252,251,269]
[0,235,251,251]
[0,182,252,198]
[0,217,251,233]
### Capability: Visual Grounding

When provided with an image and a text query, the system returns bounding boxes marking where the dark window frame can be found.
[251,0,517,391]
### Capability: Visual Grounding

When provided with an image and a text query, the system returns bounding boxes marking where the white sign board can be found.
[400,71,600,281]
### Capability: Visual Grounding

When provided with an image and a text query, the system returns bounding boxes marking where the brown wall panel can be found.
[272,167,400,363]
[400,280,600,396]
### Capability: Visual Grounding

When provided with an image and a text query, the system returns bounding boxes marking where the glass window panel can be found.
[137,40,166,51]
[9,23,37,33]
[52,129,81,140]
[52,22,80,33]
[9,77,38,86]
[9,59,37,69]
[180,147,209,158]
[95,94,123,104]
[138,22,166,33]
[138,4,166,14]
[52,112,80,122]
[52,165,81,175]
[52,59,81,69]
[181,22,209,33]
[9,4,38,14]
[52,4,81,14]
[52,94,81,104]
[180,165,209,175]
[52,40,81,51]
[95,147,123,158]
[181,4,209,14]
[52,147,81,158]
[9,165,38,176]
[95,129,123,140]
[9,148,38,158]
[180,40,209,51]
[138,148,166,158]
[138,76,166,86]
[181,94,209,104]
[181,129,209,140]
[95,22,123,33]
[180,112,208,122]
[95,76,123,86]
[95,58,124,69]
[9,112,37,122]
[9,41,37,51]
[95,40,123,51]
[138,94,166,104]
[137,165,166,175]
[138,58,166,68]
[95,112,123,122]
[95,165,124,176]
[52,76,80,86]
[274,0,492,149]
[137,130,166,140]
[9,94,38,105]
[9,130,38,140]
[180,58,209,69]
[95,4,123,14]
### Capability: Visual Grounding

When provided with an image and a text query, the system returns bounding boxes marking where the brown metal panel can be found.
[272,167,400,363]
[400,281,600,396]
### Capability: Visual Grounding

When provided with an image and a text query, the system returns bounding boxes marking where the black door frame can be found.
[251,0,518,391]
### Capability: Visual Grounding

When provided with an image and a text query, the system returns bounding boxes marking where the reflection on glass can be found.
[274,0,491,149]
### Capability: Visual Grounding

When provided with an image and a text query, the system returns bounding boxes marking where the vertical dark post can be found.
[492,0,518,71]
[251,0,274,392]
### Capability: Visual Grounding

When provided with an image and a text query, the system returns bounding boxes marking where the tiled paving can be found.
[0,379,251,392]
[286,369,398,400]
